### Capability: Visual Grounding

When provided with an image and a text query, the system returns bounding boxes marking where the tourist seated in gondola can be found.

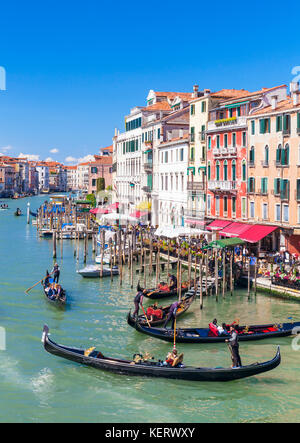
[146,303,163,321]
[208,318,219,336]
[54,284,63,299]
[158,281,169,291]
[217,323,230,336]
[168,273,177,291]
[45,283,56,300]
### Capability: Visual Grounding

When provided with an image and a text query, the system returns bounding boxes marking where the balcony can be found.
[143,162,153,173]
[207,116,247,132]
[208,180,237,191]
[142,186,152,193]
[213,148,220,156]
[228,146,237,155]
[187,181,205,191]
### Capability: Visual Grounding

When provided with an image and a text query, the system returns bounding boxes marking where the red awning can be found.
[206,220,232,231]
[130,210,148,218]
[219,222,253,238]
[90,207,111,214]
[240,225,278,243]
[107,202,119,210]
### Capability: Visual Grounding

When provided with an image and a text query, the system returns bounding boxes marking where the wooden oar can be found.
[226,342,234,366]
[173,317,177,350]
[25,272,54,295]
[141,305,151,328]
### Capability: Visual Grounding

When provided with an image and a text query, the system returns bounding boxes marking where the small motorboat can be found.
[14,208,22,216]
[42,325,281,382]
[77,264,119,278]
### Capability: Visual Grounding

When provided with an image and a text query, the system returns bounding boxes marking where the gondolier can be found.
[168,273,177,291]
[51,263,60,283]
[163,300,180,329]
[226,325,242,368]
[133,288,146,318]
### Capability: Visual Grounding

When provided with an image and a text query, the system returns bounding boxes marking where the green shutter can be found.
[260,119,265,134]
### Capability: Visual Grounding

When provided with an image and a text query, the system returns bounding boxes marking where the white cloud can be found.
[18,152,40,161]
[65,154,95,165]
[1,145,13,153]
[50,148,59,154]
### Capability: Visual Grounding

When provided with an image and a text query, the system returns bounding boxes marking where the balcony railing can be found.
[212,146,237,157]
[207,116,247,132]
[143,162,153,172]
[208,180,237,191]
[187,182,205,191]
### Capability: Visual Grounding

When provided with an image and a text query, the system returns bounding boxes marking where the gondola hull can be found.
[128,320,300,343]
[42,325,281,382]
[139,283,189,300]
[127,292,196,327]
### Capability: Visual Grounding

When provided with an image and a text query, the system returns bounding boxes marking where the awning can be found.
[240,225,278,243]
[225,101,248,109]
[206,220,232,231]
[219,222,253,238]
[204,238,245,249]
[90,207,111,215]
[130,210,148,218]
[107,202,119,210]
[185,219,206,226]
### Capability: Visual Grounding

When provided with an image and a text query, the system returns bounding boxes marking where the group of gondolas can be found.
[41,270,300,382]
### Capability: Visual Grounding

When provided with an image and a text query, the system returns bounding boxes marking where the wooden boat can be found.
[42,276,66,307]
[77,264,119,278]
[127,320,300,343]
[137,282,189,300]
[41,325,281,382]
[14,209,22,216]
[127,292,196,327]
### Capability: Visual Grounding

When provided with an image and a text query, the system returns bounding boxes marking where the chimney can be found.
[271,95,278,110]
[292,91,299,106]
[290,81,299,93]
[193,84,199,98]
[204,89,211,96]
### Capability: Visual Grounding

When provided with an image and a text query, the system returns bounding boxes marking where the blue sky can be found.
[0,0,299,164]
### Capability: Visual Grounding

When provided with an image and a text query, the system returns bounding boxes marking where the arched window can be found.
[264,145,269,165]
[216,161,220,181]
[276,144,282,165]
[232,160,236,181]
[223,160,228,181]
[242,160,246,181]
[283,143,289,166]
[249,146,255,164]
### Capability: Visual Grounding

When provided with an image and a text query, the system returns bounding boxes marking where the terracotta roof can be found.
[210,89,251,99]
[159,133,189,146]
[143,101,172,111]
[65,165,77,170]
[251,97,300,116]
[221,84,287,104]
[100,145,113,153]
[154,91,193,101]
[92,155,112,164]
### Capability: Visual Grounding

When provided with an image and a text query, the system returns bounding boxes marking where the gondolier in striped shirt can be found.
[51,263,60,283]
[226,325,242,368]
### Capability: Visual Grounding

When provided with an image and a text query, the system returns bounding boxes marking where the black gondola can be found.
[41,325,281,382]
[127,319,300,343]
[137,281,189,300]
[14,208,22,216]
[127,291,196,327]
[30,210,38,217]
[42,273,66,307]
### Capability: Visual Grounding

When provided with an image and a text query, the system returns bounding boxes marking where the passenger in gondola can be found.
[217,323,230,336]
[163,300,180,329]
[133,289,146,318]
[168,273,177,291]
[51,263,60,283]
[209,318,219,336]
[226,325,242,368]
[44,270,50,287]
[45,283,56,300]
[55,284,62,299]
[163,349,184,367]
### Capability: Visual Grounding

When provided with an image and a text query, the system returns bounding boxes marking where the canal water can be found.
[0,195,300,423]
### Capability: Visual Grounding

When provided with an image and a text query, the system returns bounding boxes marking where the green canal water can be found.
[0,195,300,423]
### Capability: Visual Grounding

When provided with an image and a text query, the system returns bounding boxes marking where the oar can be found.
[173,317,177,351]
[25,272,54,295]
[226,342,234,366]
[141,305,151,328]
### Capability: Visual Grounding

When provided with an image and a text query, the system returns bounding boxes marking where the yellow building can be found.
[247,83,300,254]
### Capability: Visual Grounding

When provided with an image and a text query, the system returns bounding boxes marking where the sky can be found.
[0,0,299,164]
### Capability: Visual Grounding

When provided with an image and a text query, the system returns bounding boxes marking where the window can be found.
[283,204,289,222]
[297,179,300,201]
[190,146,195,161]
[232,197,236,216]
[216,196,220,215]
[208,136,211,150]
[297,112,300,132]
[251,120,255,135]
[223,196,228,215]
[242,197,247,218]
[216,135,220,148]
[242,132,247,147]
[91,167,98,174]
[232,160,236,181]
[261,177,268,194]
[264,145,269,165]
[250,201,255,218]
[224,134,228,148]
[190,127,195,142]
[298,205,300,224]
[249,146,255,164]
[190,104,195,115]
[262,203,268,220]
[208,162,211,180]
[259,118,271,134]
[283,114,291,133]
[165,152,168,163]
[282,144,289,166]
[223,160,228,181]
[201,101,206,112]
[276,115,282,132]
[92,179,96,187]
[207,194,211,215]
[248,177,255,193]
[201,125,205,141]
[180,149,184,161]
[157,128,160,139]
[275,204,281,222]
[216,161,220,180]
[165,175,168,190]
[276,144,282,165]
[232,133,236,147]
[274,178,281,195]
[242,160,246,181]
[280,179,289,200]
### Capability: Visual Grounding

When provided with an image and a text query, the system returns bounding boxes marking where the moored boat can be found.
[128,320,300,343]
[41,325,281,382]
[138,282,189,300]
[77,264,119,278]
[127,291,196,327]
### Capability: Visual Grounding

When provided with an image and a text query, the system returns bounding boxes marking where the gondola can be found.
[137,281,189,300]
[42,274,66,307]
[30,209,38,217]
[127,320,300,343]
[41,325,281,382]
[127,291,196,327]
[14,209,22,216]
